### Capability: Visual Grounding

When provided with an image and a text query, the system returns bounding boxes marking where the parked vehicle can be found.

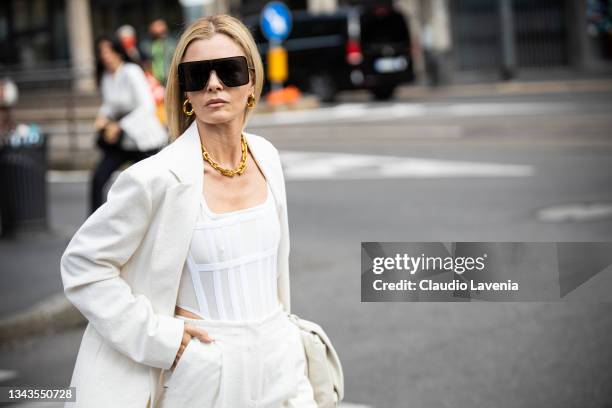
[244,3,415,102]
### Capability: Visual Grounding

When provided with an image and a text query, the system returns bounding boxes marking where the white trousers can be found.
[156,306,318,408]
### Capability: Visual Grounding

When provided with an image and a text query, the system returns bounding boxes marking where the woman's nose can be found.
[207,70,223,90]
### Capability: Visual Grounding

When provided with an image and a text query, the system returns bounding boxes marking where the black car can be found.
[243,3,415,102]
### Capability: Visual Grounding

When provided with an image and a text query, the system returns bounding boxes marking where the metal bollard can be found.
[0,124,48,237]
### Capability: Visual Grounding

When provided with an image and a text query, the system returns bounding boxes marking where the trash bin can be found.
[0,124,48,237]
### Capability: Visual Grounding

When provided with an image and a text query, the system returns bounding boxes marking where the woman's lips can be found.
[207,101,227,108]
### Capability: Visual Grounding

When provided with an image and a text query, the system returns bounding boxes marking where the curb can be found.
[254,94,321,114]
[393,78,612,99]
[0,292,85,346]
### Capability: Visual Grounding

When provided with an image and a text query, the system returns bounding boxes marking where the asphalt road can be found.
[1,90,611,408]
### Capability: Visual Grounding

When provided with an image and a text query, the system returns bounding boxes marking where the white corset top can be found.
[176,181,282,321]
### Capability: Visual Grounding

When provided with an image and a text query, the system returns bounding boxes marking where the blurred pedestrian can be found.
[144,66,168,126]
[421,23,441,87]
[116,25,145,65]
[0,77,18,136]
[91,35,168,214]
[116,23,169,127]
[0,77,41,145]
[140,18,177,86]
[140,19,177,127]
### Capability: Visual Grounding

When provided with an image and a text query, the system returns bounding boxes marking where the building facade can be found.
[1,0,610,92]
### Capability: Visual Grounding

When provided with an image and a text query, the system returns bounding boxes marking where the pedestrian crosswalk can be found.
[248,100,582,127]
[0,368,17,382]
[47,151,533,183]
[279,150,534,180]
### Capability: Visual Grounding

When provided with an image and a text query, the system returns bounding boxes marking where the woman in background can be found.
[91,35,168,214]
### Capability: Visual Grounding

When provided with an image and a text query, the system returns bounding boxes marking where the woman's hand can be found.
[171,324,215,371]
[93,115,109,131]
[103,122,122,144]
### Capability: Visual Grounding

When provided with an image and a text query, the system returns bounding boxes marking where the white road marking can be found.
[47,152,534,183]
[378,158,533,178]
[249,101,580,127]
[47,170,90,183]
[536,202,612,222]
[0,368,18,382]
[280,151,534,180]
[446,102,578,117]
[251,102,427,126]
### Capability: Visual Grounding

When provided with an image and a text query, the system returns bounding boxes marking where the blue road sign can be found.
[260,1,292,42]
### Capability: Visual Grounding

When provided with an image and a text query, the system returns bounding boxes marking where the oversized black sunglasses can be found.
[178,56,254,92]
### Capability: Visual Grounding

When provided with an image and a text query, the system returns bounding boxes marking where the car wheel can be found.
[309,74,336,103]
[371,86,396,101]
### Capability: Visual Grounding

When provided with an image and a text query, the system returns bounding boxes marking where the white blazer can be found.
[60,120,292,407]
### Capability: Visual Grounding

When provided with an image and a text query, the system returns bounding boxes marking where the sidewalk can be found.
[396,77,612,99]
[0,179,91,344]
[333,77,612,102]
[0,229,85,345]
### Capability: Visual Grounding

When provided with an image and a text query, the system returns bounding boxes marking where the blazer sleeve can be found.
[60,168,184,370]
[274,146,292,314]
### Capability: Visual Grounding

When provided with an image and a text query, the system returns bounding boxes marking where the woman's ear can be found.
[249,70,255,87]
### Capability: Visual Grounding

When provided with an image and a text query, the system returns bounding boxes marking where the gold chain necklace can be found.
[200,133,248,177]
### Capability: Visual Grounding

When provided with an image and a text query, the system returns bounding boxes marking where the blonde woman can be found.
[61,15,317,408]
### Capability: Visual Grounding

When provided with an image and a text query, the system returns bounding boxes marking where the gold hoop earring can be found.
[183,99,194,116]
[246,93,256,108]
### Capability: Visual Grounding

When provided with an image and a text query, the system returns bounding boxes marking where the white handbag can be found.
[286,313,345,408]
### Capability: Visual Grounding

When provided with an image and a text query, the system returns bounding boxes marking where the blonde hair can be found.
[165,14,264,140]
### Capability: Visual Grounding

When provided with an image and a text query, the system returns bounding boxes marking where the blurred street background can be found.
[1,0,612,407]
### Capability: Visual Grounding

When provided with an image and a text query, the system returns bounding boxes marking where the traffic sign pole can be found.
[260,2,293,99]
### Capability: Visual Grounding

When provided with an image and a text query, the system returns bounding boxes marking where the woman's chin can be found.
[199,112,238,124]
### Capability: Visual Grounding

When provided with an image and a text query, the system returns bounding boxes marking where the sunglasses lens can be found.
[179,56,250,91]
[179,62,210,92]
[214,57,250,87]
